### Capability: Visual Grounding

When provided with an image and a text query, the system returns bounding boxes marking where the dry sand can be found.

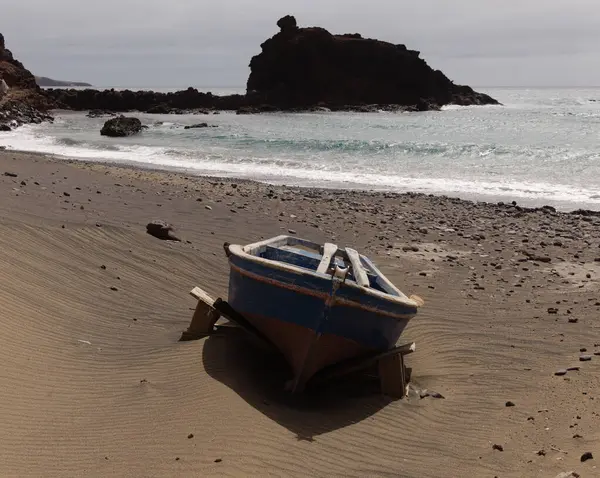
[0,149,598,477]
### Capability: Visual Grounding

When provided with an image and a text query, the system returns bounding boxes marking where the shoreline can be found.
[3,146,600,214]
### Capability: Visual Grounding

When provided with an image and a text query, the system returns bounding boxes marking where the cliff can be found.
[0,33,54,129]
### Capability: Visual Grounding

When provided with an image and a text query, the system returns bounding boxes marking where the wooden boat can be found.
[224,235,422,391]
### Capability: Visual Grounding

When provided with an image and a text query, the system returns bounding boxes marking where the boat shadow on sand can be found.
[201,327,396,441]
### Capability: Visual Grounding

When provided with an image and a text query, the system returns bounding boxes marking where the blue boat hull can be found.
[227,252,417,384]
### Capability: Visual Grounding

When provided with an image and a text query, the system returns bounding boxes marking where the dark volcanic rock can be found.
[100,116,142,137]
[87,109,115,118]
[246,16,500,110]
[0,32,55,127]
[146,220,181,241]
[184,123,208,129]
[41,16,497,113]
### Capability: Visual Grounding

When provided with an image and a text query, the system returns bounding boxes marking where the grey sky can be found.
[3,0,600,87]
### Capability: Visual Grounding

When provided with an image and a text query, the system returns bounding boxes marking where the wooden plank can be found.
[346,247,370,287]
[190,286,217,305]
[310,342,415,385]
[180,287,221,341]
[316,242,338,275]
[379,353,407,399]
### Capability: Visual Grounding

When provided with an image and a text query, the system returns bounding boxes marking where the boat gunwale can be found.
[228,242,421,310]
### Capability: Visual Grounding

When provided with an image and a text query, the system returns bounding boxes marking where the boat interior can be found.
[243,235,403,297]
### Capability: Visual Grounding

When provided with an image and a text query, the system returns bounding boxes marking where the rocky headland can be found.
[35,76,92,87]
[0,33,54,130]
[44,16,499,115]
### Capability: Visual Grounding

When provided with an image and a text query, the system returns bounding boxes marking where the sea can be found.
[2,87,599,211]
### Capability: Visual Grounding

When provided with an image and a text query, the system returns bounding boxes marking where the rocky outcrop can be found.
[0,32,54,129]
[100,116,142,137]
[246,16,498,109]
[44,87,249,113]
[41,16,498,113]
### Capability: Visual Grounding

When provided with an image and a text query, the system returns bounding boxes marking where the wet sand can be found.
[0,149,598,477]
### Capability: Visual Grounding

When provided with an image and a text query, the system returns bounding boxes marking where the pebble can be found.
[554,369,568,376]
[214,459,222,463]
[205,205,212,210]
[63,192,70,197]
[580,451,593,462]
[110,286,118,291]
[568,318,579,323]
[579,355,592,362]
[187,433,194,439]
[288,229,297,235]
[3,172,17,177]
[492,444,504,452]
[505,401,515,407]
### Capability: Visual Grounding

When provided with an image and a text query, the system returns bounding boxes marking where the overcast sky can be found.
[3,0,600,88]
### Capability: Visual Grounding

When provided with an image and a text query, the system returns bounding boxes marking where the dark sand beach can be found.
[0,149,599,477]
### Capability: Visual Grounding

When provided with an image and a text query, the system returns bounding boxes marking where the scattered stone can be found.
[205,205,212,210]
[184,123,209,129]
[214,459,222,463]
[548,307,559,314]
[100,265,106,270]
[554,473,580,478]
[63,191,70,197]
[567,366,580,371]
[579,355,592,362]
[146,220,181,241]
[568,318,579,323]
[505,401,515,407]
[100,116,143,137]
[580,452,593,462]
[536,449,546,456]
[187,433,194,439]
[492,444,504,452]
[402,245,419,252]
[555,369,568,376]
[110,286,118,291]
[288,229,297,235]
[3,171,17,177]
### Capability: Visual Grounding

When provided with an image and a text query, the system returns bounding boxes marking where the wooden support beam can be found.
[179,287,221,341]
[378,353,407,399]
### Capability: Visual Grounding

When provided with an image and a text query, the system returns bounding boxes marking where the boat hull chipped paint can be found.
[225,235,421,389]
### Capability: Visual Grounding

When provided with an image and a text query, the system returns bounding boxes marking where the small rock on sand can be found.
[579,355,592,362]
[580,451,593,462]
[146,220,181,241]
[554,473,580,478]
[492,444,504,452]
[555,369,568,376]
[4,172,17,177]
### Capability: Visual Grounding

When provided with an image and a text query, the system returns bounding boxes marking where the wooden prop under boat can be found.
[223,235,422,391]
